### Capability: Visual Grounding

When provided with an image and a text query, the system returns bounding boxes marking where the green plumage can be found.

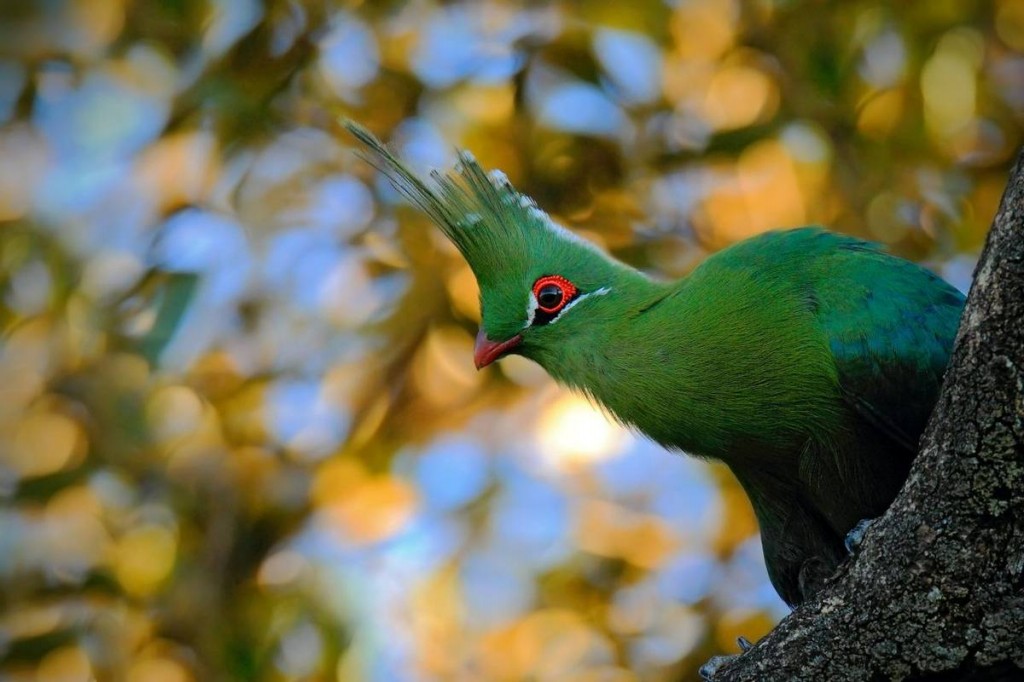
[349,123,965,606]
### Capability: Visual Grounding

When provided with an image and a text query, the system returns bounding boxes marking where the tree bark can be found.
[713,150,1024,680]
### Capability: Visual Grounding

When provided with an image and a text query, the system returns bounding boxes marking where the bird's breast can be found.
[571,302,842,466]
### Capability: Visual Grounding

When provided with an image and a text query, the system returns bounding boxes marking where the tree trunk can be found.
[713,150,1024,681]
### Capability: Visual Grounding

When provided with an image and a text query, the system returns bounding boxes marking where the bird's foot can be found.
[699,655,736,681]
[844,518,876,554]
[699,637,755,679]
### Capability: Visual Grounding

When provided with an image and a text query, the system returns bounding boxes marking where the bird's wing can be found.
[811,237,965,453]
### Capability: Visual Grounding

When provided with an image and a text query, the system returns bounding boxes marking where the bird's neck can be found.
[544,272,813,462]
[544,275,721,453]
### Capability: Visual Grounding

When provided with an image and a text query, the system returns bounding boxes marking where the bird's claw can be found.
[699,654,737,680]
[844,517,876,554]
[700,638,754,679]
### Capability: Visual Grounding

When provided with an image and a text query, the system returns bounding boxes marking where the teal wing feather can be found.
[702,227,965,606]
[806,232,965,452]
[720,227,965,451]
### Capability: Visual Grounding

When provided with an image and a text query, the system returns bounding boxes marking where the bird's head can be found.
[347,122,628,371]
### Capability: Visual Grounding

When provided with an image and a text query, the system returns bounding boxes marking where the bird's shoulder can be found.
[701,226,875,271]
[701,227,965,450]
[802,229,964,450]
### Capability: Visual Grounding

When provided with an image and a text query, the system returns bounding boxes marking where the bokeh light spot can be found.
[127,657,193,682]
[538,395,627,468]
[114,524,177,596]
[37,645,93,682]
[8,410,85,479]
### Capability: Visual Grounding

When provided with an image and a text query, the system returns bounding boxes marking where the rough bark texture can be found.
[714,151,1024,681]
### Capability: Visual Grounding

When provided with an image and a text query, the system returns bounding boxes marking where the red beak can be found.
[473,329,523,369]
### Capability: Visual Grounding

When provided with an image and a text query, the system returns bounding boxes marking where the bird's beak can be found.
[473,329,523,370]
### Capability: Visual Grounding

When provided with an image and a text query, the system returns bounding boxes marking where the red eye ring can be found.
[532,275,577,314]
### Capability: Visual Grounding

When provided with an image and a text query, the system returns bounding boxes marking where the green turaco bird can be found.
[347,123,964,608]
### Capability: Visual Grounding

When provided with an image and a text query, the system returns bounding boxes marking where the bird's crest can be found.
[344,121,595,285]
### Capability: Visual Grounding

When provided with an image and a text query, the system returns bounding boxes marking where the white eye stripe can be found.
[523,286,611,329]
[548,287,611,325]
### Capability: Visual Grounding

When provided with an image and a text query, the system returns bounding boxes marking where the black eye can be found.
[537,284,563,310]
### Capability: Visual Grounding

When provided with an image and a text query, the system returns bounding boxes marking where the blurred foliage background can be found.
[0,0,1021,680]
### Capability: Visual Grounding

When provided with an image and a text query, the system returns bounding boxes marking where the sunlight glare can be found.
[538,395,627,468]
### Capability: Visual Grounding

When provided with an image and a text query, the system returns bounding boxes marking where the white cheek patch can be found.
[548,287,611,325]
[523,291,539,329]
